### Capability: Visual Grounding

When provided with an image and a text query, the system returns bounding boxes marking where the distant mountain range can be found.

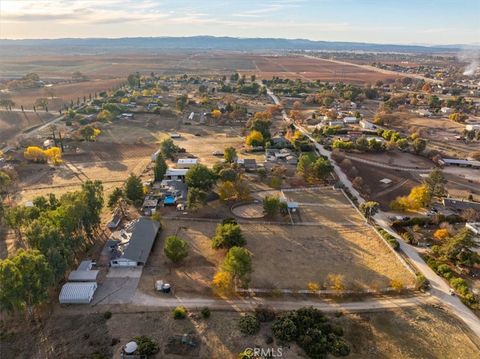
[0,36,473,56]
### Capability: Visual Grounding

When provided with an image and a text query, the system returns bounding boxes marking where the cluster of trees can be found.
[79,125,101,141]
[108,173,145,211]
[332,128,410,154]
[263,195,287,217]
[432,228,480,267]
[212,219,252,292]
[215,148,251,203]
[390,169,446,211]
[185,164,216,210]
[24,146,62,165]
[272,307,350,358]
[0,181,104,315]
[296,153,334,183]
[245,112,272,147]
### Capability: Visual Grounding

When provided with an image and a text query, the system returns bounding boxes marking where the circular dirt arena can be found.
[231,203,265,219]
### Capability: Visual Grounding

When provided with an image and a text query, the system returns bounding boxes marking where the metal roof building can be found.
[68,270,100,282]
[110,217,161,267]
[59,282,97,304]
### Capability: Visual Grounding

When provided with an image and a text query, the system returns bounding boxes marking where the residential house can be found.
[110,218,161,267]
[165,168,188,181]
[177,158,198,169]
[359,120,376,130]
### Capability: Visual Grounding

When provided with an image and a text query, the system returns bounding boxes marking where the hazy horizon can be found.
[0,0,479,45]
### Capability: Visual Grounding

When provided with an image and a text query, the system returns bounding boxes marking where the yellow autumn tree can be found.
[44,146,62,165]
[24,146,48,163]
[211,109,222,120]
[433,228,450,241]
[245,130,264,147]
[120,97,129,104]
[212,270,233,295]
[390,184,431,211]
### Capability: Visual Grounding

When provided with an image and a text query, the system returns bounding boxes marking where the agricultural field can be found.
[5,78,125,111]
[241,55,400,84]
[1,305,478,359]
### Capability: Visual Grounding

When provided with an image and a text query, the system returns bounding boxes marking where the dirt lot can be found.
[1,305,478,358]
[0,110,54,145]
[15,142,156,202]
[141,189,414,296]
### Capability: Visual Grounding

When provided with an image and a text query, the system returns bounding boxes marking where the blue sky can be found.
[1,0,479,44]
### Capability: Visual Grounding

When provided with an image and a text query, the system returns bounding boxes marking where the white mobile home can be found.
[177,158,198,169]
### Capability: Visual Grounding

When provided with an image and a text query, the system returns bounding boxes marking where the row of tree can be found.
[0,181,104,316]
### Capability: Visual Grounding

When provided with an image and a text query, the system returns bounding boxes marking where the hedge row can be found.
[392,214,464,230]
[424,255,477,305]
[376,227,400,250]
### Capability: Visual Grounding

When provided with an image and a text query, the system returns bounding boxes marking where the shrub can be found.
[103,311,112,320]
[401,231,415,244]
[211,223,245,249]
[238,314,260,335]
[133,336,160,356]
[415,275,430,291]
[254,306,276,322]
[201,307,211,319]
[173,306,187,319]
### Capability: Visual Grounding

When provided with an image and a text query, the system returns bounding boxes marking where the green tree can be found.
[0,249,52,316]
[81,180,104,235]
[185,164,216,192]
[222,246,252,286]
[263,196,280,217]
[212,222,245,249]
[164,236,189,263]
[312,157,333,180]
[412,138,427,154]
[424,168,447,198]
[359,201,379,220]
[124,173,144,204]
[432,228,480,267]
[0,171,12,194]
[224,147,237,163]
[154,152,167,181]
[127,73,140,88]
[186,187,207,210]
[159,138,180,159]
[176,95,188,111]
[296,153,314,180]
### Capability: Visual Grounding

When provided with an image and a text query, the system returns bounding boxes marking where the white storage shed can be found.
[59,282,97,304]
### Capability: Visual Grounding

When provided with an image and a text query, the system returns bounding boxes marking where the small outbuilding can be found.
[68,270,100,282]
[59,282,97,304]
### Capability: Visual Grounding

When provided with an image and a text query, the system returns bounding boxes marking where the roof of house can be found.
[59,282,97,304]
[243,158,257,167]
[177,158,198,164]
[68,270,99,282]
[166,168,188,176]
[120,217,161,264]
[77,260,93,271]
[443,198,480,211]
[440,158,480,167]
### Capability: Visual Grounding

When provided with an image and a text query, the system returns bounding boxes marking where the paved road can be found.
[265,87,480,338]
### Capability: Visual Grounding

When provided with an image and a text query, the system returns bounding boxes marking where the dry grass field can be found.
[140,188,414,296]
[1,305,478,359]
[0,110,55,144]
[6,78,125,111]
